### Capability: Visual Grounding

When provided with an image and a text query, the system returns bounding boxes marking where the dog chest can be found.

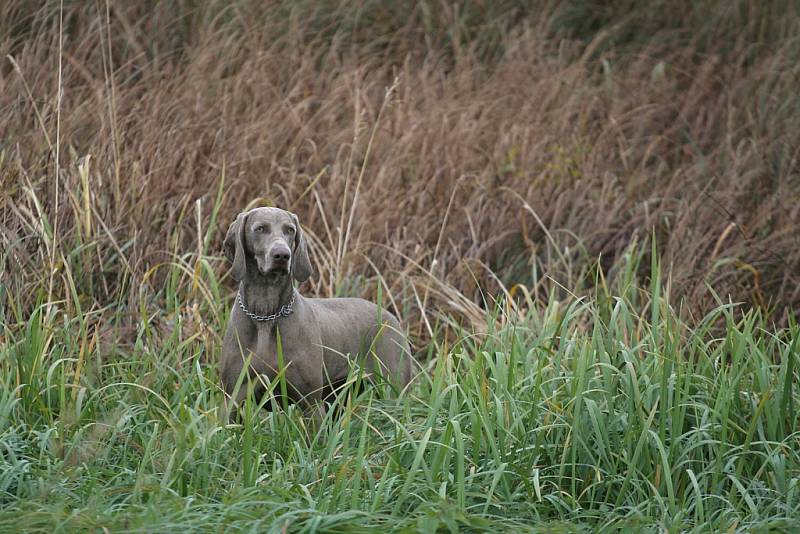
[240,320,315,376]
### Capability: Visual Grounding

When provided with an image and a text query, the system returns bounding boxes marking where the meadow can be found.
[1,1,799,531]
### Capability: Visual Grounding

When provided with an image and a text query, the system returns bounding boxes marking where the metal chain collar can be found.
[237,289,297,322]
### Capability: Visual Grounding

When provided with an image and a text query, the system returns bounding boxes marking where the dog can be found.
[220,207,413,417]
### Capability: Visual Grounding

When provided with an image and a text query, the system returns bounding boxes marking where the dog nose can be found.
[272,246,291,263]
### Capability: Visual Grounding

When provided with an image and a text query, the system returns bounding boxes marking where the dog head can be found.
[224,207,312,283]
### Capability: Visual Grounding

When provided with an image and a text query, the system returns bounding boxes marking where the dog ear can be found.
[224,211,249,281]
[289,212,312,283]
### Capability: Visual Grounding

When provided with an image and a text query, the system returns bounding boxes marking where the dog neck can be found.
[239,272,295,318]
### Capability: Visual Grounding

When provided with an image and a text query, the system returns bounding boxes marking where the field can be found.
[1,1,799,532]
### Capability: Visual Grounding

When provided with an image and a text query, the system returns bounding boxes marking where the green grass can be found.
[1,249,798,533]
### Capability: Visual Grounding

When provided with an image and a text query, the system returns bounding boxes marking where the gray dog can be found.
[220,207,412,416]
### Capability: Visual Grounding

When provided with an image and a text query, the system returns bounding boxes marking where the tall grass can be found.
[1,240,798,531]
[1,0,798,333]
[2,1,799,531]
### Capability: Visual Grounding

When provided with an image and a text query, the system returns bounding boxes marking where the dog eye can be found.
[254,225,269,233]
[286,226,295,234]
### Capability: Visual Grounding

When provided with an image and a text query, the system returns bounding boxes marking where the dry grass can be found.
[2,0,799,343]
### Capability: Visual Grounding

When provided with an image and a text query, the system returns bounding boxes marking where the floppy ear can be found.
[223,211,249,281]
[289,212,312,283]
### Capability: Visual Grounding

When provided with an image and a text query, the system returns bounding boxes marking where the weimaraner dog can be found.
[221,207,412,416]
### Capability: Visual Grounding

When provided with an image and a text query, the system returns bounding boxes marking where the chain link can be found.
[237,289,296,322]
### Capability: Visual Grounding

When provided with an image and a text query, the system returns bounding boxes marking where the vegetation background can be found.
[1,1,799,532]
